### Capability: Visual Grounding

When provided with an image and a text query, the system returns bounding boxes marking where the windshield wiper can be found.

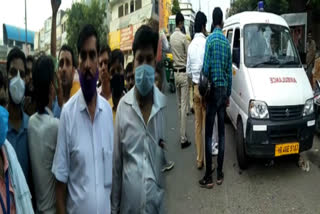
[279,60,301,68]
[251,60,280,68]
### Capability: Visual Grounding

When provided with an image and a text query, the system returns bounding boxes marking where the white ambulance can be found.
[223,11,315,169]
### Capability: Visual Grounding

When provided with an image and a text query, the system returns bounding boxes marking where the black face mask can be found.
[110,73,125,109]
[111,73,125,99]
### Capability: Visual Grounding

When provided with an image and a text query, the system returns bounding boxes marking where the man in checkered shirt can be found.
[199,7,232,189]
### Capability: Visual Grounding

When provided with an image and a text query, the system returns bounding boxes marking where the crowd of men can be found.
[0,19,171,213]
[9,4,320,213]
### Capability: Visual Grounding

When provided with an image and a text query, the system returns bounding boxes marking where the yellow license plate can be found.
[275,143,299,157]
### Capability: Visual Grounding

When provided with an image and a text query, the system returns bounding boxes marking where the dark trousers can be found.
[205,87,227,177]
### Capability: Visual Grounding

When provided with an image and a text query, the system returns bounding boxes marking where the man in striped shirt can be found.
[199,7,232,189]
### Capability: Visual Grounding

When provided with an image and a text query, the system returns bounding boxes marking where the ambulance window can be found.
[233,29,240,48]
[227,30,233,44]
[232,28,241,67]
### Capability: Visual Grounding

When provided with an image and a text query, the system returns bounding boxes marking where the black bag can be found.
[199,69,211,97]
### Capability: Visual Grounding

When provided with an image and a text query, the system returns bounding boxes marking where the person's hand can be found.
[226,97,230,107]
[158,139,168,151]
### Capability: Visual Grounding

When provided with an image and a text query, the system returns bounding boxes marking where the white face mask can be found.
[9,70,25,105]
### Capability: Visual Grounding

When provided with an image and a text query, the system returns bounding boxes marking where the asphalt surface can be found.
[163,87,320,214]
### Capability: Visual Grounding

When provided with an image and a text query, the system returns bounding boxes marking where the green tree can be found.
[172,0,180,15]
[228,0,256,17]
[264,0,289,15]
[66,0,107,58]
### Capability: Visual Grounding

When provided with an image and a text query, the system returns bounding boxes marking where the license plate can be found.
[275,143,299,157]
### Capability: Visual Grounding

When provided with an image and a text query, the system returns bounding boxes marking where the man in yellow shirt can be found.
[58,45,76,104]
[53,45,79,118]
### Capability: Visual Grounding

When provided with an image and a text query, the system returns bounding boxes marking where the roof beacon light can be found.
[258,1,264,12]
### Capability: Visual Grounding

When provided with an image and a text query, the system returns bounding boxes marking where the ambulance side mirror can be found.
[232,48,240,68]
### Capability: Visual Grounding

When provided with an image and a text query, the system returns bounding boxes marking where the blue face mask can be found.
[135,64,155,97]
[0,106,9,146]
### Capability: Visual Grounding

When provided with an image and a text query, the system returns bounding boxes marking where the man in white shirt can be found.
[28,56,59,213]
[52,24,114,214]
[187,12,219,170]
[187,11,208,169]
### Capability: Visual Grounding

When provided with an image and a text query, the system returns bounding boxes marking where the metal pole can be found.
[25,0,27,52]
[208,0,210,30]
[199,0,201,11]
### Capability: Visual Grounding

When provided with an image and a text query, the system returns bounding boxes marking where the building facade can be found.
[179,1,195,21]
[109,0,159,64]
[34,10,66,56]
[168,0,195,37]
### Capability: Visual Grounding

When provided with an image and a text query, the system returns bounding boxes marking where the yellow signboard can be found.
[108,30,120,50]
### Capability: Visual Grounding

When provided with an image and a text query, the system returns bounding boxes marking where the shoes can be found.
[217,172,224,185]
[181,140,191,149]
[199,175,214,189]
[162,161,175,172]
[212,142,218,156]
[197,162,203,170]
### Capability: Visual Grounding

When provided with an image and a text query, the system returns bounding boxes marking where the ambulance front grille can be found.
[268,105,304,121]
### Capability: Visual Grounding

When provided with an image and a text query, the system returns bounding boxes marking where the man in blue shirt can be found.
[199,7,232,188]
[5,48,32,191]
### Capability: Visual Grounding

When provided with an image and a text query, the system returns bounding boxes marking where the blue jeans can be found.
[205,87,227,176]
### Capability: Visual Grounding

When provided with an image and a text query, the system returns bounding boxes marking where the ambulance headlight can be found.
[249,100,269,119]
[303,98,314,117]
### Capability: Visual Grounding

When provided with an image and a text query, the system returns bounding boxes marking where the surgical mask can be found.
[78,69,98,103]
[9,71,25,105]
[0,106,9,146]
[135,64,155,97]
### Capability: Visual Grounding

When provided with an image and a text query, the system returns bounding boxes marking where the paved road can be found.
[163,89,320,214]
